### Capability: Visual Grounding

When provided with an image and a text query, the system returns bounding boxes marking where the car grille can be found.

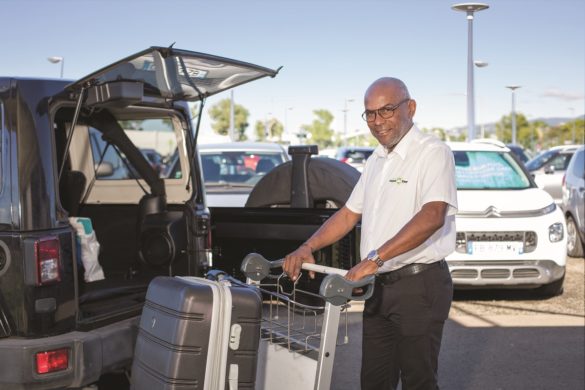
[448,261,543,281]
[455,231,537,254]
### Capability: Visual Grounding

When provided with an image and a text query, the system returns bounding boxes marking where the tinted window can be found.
[571,150,585,178]
[88,118,178,180]
[453,151,530,190]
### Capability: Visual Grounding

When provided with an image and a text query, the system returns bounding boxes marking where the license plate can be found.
[467,241,524,255]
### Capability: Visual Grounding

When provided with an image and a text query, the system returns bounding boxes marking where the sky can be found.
[1,0,584,142]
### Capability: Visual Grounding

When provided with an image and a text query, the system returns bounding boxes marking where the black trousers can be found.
[361,261,453,390]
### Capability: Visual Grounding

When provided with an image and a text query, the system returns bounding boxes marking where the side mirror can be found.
[95,162,114,178]
[544,165,556,174]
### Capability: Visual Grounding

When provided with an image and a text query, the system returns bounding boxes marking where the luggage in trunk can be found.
[130,275,262,390]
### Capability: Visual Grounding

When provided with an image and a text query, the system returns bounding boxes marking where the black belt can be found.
[376,259,446,284]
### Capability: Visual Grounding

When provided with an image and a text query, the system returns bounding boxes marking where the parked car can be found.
[198,142,290,207]
[446,141,567,296]
[562,145,585,257]
[0,47,280,389]
[526,145,580,206]
[506,143,532,164]
[335,146,374,172]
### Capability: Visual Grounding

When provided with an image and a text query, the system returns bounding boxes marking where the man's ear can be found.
[408,99,417,118]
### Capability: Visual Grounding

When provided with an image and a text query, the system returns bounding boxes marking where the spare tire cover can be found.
[245,157,360,207]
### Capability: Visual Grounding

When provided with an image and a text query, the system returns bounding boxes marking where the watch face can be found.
[367,250,377,260]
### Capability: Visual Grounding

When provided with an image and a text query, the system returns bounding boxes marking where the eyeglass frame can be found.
[361,98,410,122]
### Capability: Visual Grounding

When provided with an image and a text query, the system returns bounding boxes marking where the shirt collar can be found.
[373,124,419,160]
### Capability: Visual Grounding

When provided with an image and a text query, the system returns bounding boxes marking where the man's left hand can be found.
[345,259,378,282]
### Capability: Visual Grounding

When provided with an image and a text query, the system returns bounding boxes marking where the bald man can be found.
[284,77,458,389]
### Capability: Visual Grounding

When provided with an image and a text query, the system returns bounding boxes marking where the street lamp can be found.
[452,2,489,141]
[506,85,521,144]
[474,60,488,136]
[47,56,64,78]
[343,98,354,145]
[284,106,294,141]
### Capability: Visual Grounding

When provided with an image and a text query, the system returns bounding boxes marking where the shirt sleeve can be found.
[345,164,367,214]
[418,142,458,216]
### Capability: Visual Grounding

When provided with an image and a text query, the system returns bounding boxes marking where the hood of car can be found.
[66,46,280,101]
[457,188,556,217]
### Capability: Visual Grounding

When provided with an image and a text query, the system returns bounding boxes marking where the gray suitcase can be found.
[130,275,262,390]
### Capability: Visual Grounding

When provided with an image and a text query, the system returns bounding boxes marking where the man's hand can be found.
[283,244,315,281]
[345,259,378,282]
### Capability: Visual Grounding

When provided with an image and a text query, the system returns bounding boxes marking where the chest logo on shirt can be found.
[389,177,409,184]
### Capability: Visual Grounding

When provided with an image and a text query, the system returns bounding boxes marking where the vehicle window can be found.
[88,118,179,180]
[453,151,531,190]
[571,150,584,178]
[547,153,573,171]
[526,149,555,171]
[201,151,286,186]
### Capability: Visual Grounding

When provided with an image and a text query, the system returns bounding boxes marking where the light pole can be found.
[474,60,488,136]
[343,98,354,145]
[47,56,64,78]
[452,3,489,141]
[506,85,521,144]
[284,106,293,142]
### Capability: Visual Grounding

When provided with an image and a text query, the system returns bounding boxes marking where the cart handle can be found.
[240,252,375,305]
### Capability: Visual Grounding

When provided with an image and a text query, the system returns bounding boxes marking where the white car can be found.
[446,142,567,296]
[199,142,290,207]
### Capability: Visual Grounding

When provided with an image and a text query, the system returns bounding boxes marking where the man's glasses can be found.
[362,98,410,122]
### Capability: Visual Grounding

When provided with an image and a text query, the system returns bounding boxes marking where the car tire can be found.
[245,157,360,208]
[536,275,565,297]
[566,215,584,258]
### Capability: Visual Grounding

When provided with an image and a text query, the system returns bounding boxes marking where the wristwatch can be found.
[366,249,384,267]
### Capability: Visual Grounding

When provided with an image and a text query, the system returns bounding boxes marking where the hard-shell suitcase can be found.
[130,275,262,390]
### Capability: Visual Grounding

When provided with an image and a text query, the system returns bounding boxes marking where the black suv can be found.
[0,47,278,389]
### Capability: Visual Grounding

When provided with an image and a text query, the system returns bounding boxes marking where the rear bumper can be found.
[0,316,139,389]
[446,259,565,289]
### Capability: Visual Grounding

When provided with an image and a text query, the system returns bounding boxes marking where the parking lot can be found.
[331,256,584,390]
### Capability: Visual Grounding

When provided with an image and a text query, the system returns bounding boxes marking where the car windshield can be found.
[201,151,286,187]
[453,150,531,190]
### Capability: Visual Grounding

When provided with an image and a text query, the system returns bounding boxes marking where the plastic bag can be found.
[69,217,105,282]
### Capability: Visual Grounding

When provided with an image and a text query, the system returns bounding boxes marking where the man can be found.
[283,77,457,390]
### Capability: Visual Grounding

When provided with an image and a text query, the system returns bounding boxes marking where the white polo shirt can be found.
[345,125,458,273]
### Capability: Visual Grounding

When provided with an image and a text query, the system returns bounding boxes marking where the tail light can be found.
[35,237,61,285]
[339,157,349,163]
[36,348,69,374]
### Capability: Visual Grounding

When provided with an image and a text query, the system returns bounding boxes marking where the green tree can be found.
[300,109,335,148]
[254,119,284,142]
[208,98,249,141]
[551,118,585,146]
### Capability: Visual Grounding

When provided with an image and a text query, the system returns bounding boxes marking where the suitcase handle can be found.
[241,252,375,305]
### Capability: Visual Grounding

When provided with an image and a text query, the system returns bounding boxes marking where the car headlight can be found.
[549,223,564,242]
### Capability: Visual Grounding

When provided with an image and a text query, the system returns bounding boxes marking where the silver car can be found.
[562,145,585,257]
[528,145,580,206]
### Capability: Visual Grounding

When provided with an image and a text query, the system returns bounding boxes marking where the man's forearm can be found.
[304,206,361,252]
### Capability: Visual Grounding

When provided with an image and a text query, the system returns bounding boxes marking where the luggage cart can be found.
[240,253,375,390]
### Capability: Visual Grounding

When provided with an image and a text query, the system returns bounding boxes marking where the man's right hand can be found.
[283,243,316,281]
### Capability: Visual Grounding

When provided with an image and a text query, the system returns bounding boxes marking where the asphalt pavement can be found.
[331,256,585,390]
